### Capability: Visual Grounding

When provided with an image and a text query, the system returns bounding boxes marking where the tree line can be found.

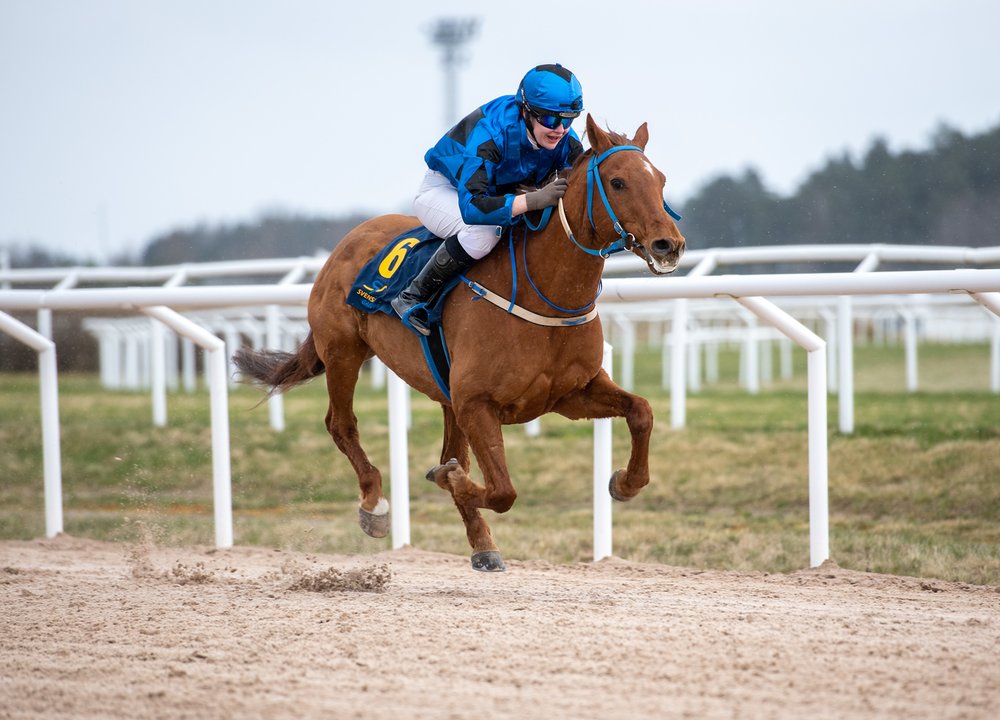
[680,122,999,250]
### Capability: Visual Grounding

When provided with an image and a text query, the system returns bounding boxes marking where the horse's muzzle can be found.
[648,237,685,275]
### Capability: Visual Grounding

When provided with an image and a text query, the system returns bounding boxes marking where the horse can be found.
[234,115,685,571]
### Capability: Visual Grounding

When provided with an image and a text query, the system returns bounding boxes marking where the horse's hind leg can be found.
[320,344,389,538]
[552,369,653,502]
[425,403,506,572]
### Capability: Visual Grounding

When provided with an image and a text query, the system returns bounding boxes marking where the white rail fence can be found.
[599,294,998,396]
[2,249,999,567]
[8,244,998,421]
[606,244,1000,431]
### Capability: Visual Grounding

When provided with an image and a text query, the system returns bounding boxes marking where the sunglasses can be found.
[530,110,578,130]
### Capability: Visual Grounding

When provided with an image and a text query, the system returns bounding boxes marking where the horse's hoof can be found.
[608,471,631,502]
[425,458,460,483]
[471,551,506,572]
[358,498,390,538]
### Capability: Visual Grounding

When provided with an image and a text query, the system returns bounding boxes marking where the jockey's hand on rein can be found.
[524,177,569,212]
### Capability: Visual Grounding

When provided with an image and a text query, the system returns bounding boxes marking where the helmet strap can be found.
[522,108,543,147]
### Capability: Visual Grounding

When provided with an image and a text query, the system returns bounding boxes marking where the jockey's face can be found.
[527,113,569,150]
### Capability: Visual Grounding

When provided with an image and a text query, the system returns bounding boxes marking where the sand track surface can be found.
[2,535,998,719]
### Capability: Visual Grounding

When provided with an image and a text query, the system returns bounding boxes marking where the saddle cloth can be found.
[345,226,461,399]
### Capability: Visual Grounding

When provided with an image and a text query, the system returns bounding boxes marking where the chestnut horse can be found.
[234,115,685,571]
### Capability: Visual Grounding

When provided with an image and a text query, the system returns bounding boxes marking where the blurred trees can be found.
[680,120,1000,248]
[141,211,372,265]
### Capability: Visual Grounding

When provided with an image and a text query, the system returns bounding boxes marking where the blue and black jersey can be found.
[423,95,583,227]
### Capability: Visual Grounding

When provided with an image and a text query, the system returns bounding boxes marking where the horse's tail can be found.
[233,332,325,396]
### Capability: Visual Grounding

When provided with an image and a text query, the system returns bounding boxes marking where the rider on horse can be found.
[391,63,586,335]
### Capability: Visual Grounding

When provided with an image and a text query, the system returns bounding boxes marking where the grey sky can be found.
[2,0,998,261]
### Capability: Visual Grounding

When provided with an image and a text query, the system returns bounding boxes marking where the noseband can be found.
[559,145,682,261]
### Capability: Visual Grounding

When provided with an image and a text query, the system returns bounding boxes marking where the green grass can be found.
[1,341,998,585]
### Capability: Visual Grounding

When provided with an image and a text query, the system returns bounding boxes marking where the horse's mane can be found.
[519,128,632,191]
[570,128,632,172]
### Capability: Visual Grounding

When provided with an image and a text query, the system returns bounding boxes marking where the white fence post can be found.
[150,318,167,427]
[181,338,197,392]
[687,326,702,393]
[593,343,614,561]
[705,340,719,385]
[387,368,411,549]
[614,316,635,392]
[902,309,919,392]
[734,297,828,567]
[820,309,838,393]
[743,316,760,395]
[0,311,63,538]
[806,347,830,566]
[670,299,688,427]
[669,254,718,429]
[780,338,793,379]
[837,296,854,433]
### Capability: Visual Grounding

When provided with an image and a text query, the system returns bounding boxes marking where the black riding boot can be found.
[391,239,474,336]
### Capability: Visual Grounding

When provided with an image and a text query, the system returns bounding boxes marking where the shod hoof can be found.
[425,458,460,482]
[471,551,506,572]
[358,501,390,538]
[608,471,630,502]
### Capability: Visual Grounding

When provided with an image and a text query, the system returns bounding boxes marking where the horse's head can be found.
[569,115,685,275]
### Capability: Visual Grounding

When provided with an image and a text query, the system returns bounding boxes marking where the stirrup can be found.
[398,303,431,336]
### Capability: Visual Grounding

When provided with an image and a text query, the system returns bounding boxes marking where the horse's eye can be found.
[611,178,626,191]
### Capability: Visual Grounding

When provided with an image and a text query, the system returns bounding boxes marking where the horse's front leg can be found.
[438,403,470,470]
[426,404,499,568]
[552,369,654,501]
[426,398,514,572]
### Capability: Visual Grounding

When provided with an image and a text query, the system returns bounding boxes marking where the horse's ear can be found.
[633,122,649,151]
[586,114,612,154]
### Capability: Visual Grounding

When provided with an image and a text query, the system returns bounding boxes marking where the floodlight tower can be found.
[428,18,479,128]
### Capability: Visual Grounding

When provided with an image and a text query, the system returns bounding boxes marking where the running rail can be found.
[2,267,999,566]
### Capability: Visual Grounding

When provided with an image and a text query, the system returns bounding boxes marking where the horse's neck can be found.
[475,217,606,315]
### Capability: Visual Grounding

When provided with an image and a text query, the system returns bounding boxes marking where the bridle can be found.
[560,144,683,263]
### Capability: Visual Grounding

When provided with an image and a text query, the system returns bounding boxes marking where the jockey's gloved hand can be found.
[524,177,569,211]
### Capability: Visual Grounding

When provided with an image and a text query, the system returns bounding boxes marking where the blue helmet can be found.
[516,64,584,117]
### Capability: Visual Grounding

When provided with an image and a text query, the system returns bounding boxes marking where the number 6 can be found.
[378,237,420,279]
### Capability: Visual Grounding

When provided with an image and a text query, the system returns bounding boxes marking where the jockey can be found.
[391,63,585,335]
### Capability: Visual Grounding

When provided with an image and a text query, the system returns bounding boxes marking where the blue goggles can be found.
[529,109,578,130]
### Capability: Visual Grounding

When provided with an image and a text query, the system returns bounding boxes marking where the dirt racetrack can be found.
[2,535,998,719]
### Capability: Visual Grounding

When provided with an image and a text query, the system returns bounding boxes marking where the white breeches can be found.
[413,170,501,260]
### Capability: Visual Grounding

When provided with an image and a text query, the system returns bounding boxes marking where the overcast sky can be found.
[2,0,998,261]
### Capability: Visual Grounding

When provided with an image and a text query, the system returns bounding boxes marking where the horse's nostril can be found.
[651,239,676,256]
